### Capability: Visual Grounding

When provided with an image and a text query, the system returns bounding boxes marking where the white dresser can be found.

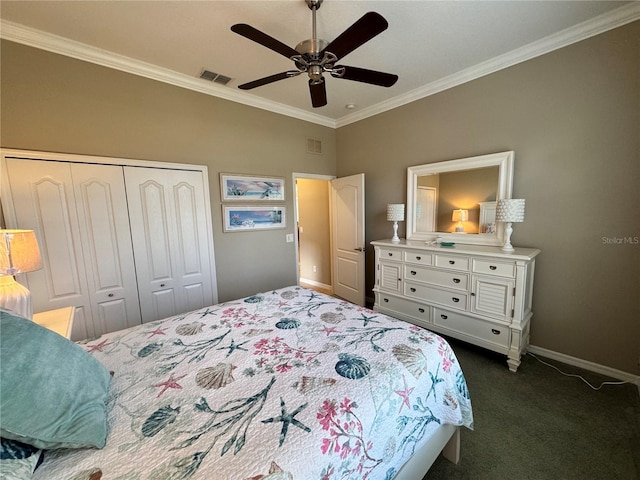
[372,239,540,372]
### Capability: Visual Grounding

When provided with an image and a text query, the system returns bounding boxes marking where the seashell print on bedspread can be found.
[33,287,473,480]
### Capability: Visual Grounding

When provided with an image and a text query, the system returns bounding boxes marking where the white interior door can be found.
[125,167,214,322]
[330,174,365,306]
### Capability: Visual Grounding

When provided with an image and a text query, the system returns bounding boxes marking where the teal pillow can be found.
[0,310,111,450]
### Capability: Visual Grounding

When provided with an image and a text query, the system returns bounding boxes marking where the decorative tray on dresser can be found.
[371,239,540,372]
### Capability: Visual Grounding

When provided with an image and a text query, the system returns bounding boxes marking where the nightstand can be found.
[33,306,75,339]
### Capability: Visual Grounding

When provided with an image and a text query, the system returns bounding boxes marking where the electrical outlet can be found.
[312,265,317,273]
[286,234,294,243]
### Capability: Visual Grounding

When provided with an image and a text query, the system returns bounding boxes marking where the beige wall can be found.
[336,21,640,374]
[297,178,331,286]
[0,41,337,302]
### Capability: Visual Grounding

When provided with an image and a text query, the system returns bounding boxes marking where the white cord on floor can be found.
[527,352,629,390]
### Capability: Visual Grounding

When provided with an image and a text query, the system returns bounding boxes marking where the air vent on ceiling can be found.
[306,137,322,155]
[199,69,232,85]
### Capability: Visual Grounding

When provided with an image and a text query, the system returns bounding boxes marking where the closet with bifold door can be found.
[1,150,218,341]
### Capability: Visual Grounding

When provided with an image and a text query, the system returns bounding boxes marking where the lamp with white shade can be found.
[387,204,405,243]
[0,229,43,319]
[451,209,469,233]
[496,199,525,253]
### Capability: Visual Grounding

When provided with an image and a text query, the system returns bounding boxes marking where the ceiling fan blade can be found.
[309,79,327,108]
[231,24,299,59]
[238,71,301,90]
[332,65,398,87]
[322,12,389,61]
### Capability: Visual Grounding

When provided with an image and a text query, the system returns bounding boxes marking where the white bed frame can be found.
[394,424,460,479]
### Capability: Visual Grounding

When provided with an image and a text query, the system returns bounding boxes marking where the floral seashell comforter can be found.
[34,287,473,480]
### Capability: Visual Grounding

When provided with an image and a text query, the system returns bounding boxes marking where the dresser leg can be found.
[507,354,520,372]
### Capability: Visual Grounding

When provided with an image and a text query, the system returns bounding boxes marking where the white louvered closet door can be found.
[4,159,141,339]
[124,167,214,323]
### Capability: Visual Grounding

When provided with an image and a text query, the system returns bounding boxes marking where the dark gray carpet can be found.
[425,338,640,480]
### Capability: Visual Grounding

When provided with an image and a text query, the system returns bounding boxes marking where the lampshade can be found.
[0,230,42,275]
[0,229,42,320]
[451,209,469,222]
[387,204,405,222]
[496,199,525,223]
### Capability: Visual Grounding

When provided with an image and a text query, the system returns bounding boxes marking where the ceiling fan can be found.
[231,0,398,108]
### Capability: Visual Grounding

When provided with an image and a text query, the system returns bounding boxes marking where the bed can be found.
[1,286,473,480]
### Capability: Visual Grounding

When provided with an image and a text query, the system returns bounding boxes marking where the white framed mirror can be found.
[406,151,514,246]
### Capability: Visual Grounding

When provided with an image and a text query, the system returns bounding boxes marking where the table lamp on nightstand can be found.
[0,229,43,320]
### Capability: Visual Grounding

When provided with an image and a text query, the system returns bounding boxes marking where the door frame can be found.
[292,172,335,289]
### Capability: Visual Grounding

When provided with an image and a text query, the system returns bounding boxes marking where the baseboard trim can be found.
[527,345,640,387]
[299,278,332,292]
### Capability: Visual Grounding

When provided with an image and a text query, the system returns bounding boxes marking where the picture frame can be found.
[222,205,286,232]
[220,174,285,202]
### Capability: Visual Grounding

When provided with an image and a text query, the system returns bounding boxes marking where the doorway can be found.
[293,174,333,294]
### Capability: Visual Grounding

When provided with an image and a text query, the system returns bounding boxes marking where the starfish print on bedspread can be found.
[262,397,311,447]
[153,373,187,397]
[146,326,168,338]
[86,338,111,353]
[217,338,250,357]
[394,375,415,413]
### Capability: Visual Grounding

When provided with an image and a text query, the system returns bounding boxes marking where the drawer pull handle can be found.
[491,329,501,335]
[418,308,425,313]
[416,256,421,260]
[453,278,460,284]
[471,292,476,296]
[383,298,389,303]
[410,288,416,292]
[160,283,166,287]
[440,314,448,320]
[449,260,455,265]
[388,252,393,256]
[452,297,459,303]
[410,270,417,275]
[490,265,497,270]
[108,293,114,297]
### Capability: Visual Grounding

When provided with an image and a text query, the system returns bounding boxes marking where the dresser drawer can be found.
[376,293,430,324]
[434,254,470,271]
[433,308,510,349]
[403,251,432,266]
[472,259,516,278]
[404,282,467,311]
[379,248,402,262]
[404,265,468,290]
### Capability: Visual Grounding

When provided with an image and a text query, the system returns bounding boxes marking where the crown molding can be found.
[0,19,337,128]
[2,2,638,130]
[335,2,640,127]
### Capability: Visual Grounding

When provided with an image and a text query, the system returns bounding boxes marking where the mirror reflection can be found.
[416,167,499,234]
[406,151,514,246]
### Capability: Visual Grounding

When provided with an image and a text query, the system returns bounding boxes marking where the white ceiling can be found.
[1,1,638,127]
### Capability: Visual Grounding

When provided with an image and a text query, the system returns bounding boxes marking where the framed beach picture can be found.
[220,174,285,202]
[222,205,286,232]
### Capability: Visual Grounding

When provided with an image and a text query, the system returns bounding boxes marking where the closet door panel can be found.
[125,167,214,323]
[71,163,142,335]
[5,159,94,339]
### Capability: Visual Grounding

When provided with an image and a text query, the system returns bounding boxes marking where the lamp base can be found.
[391,221,400,243]
[501,222,515,253]
[0,275,33,320]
